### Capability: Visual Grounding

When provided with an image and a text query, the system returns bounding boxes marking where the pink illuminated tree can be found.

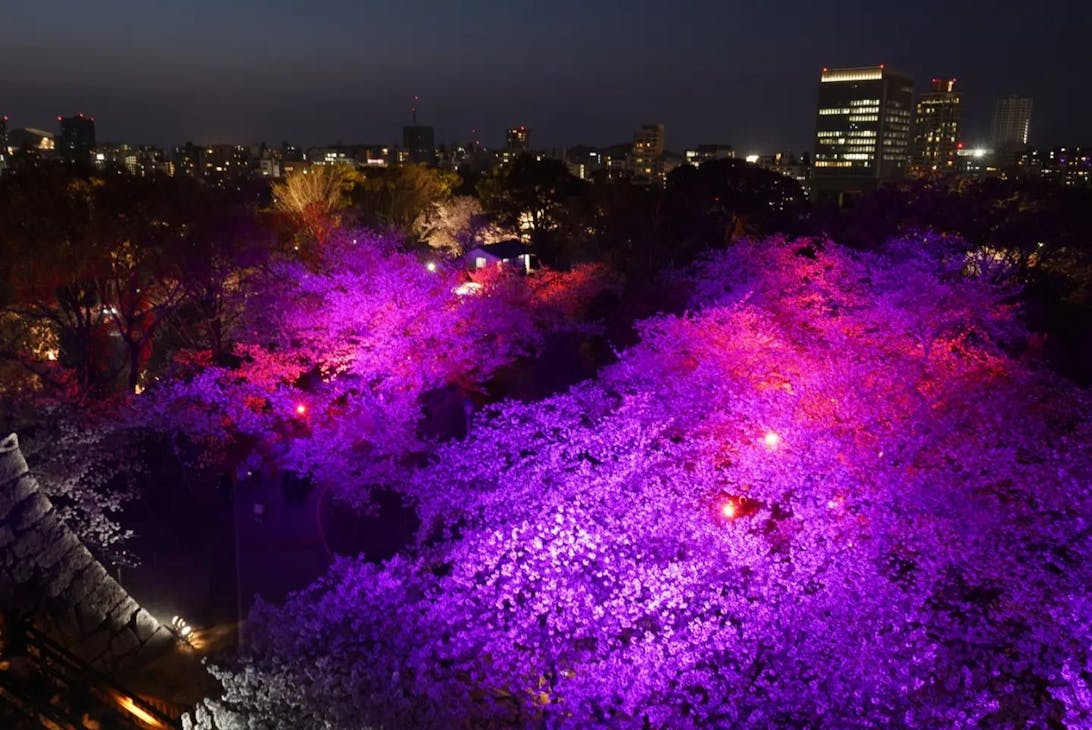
[189,234,1091,729]
[145,229,613,502]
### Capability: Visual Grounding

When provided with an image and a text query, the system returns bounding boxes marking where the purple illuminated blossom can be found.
[141,229,615,504]
[186,234,1092,729]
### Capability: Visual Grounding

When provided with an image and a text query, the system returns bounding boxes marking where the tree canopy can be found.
[190,234,1092,728]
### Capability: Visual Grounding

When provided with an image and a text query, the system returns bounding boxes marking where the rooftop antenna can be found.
[412,95,419,125]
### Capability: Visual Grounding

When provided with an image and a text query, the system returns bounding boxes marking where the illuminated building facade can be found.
[202,144,250,180]
[911,78,961,175]
[992,95,1032,163]
[630,123,665,184]
[58,113,96,166]
[812,65,913,205]
[94,144,169,176]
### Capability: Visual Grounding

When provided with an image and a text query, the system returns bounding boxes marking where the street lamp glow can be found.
[426,261,437,272]
[295,403,307,416]
[721,501,737,519]
[762,431,781,449]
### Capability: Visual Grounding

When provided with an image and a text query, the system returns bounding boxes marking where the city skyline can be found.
[2,1,1089,152]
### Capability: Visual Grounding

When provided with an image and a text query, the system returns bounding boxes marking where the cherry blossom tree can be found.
[188,234,1091,728]
[143,229,611,503]
[414,194,511,255]
[5,402,141,566]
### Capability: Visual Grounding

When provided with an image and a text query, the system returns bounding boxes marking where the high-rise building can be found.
[911,78,961,175]
[992,95,1032,161]
[57,113,96,166]
[402,125,435,164]
[812,65,913,205]
[506,126,530,152]
[630,123,665,184]
[172,142,202,177]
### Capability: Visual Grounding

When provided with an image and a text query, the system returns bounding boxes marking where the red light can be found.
[957,142,965,149]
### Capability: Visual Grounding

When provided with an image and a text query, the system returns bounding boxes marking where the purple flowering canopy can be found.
[191,235,1091,729]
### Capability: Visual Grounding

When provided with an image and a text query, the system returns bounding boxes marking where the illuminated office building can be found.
[812,65,913,205]
[911,78,961,174]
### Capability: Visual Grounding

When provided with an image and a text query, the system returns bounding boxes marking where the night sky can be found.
[2,0,1088,153]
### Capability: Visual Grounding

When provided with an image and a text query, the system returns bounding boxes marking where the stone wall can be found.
[0,432,174,670]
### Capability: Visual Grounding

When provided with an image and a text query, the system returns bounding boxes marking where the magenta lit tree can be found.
[187,234,1091,729]
[143,229,613,501]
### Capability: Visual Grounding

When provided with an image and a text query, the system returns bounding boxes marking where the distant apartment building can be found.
[172,142,202,177]
[992,95,1033,163]
[498,125,532,166]
[8,128,56,162]
[1017,146,1091,188]
[307,144,390,168]
[749,151,812,197]
[630,123,665,184]
[58,113,96,166]
[911,78,961,175]
[684,144,735,166]
[955,146,997,179]
[281,143,304,162]
[94,143,169,176]
[812,65,913,205]
[1045,146,1091,187]
[506,125,530,152]
[402,125,435,164]
[202,144,250,180]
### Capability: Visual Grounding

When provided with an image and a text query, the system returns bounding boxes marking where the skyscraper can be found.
[57,113,96,166]
[992,95,1032,161]
[812,65,913,205]
[911,78,961,175]
[630,123,665,184]
[506,126,530,152]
